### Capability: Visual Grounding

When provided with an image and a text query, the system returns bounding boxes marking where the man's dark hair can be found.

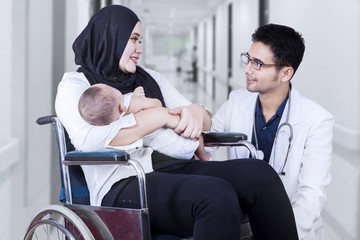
[252,23,305,75]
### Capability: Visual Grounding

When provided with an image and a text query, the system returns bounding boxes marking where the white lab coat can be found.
[211,87,334,240]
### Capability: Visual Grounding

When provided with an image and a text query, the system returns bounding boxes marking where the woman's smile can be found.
[131,56,139,64]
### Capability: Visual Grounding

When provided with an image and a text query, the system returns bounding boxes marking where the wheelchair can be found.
[24,115,259,240]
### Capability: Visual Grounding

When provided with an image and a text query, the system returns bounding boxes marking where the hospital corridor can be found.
[1,0,360,239]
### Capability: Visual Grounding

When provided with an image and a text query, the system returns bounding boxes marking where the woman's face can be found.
[119,21,143,73]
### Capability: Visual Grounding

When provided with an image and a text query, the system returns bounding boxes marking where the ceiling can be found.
[125,0,223,35]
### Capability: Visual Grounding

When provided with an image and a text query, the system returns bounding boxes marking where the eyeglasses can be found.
[240,52,283,71]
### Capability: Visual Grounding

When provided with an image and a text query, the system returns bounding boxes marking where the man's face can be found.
[244,41,282,95]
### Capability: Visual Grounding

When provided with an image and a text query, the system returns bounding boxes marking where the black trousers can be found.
[102,151,298,240]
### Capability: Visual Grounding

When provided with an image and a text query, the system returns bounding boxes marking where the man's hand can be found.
[169,104,209,140]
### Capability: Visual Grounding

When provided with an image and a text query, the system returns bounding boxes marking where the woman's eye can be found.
[130,37,142,43]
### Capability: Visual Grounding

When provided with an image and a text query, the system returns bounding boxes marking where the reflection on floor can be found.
[161,70,220,111]
[161,70,228,160]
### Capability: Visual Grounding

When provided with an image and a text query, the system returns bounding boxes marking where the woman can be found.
[55,5,298,240]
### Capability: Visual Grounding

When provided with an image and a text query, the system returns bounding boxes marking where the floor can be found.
[162,70,218,111]
[161,69,228,160]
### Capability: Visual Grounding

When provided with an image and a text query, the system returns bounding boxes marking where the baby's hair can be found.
[78,85,118,126]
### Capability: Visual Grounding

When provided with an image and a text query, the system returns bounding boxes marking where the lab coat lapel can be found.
[241,92,257,140]
[234,90,258,159]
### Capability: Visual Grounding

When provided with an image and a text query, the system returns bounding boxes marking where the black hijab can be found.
[73,5,165,106]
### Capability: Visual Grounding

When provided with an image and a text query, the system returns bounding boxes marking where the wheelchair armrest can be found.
[64,150,148,209]
[64,150,130,165]
[203,132,260,159]
[203,132,247,145]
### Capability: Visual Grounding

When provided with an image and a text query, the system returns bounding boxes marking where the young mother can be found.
[55,5,298,240]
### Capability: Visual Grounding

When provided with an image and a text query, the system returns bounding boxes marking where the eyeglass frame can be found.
[240,52,286,71]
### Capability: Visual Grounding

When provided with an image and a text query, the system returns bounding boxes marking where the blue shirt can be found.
[251,96,288,163]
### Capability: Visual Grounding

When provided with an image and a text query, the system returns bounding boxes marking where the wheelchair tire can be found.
[24,204,95,240]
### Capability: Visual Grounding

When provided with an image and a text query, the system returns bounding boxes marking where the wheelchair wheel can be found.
[24,204,95,240]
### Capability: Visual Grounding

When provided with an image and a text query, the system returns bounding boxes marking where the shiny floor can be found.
[161,69,228,160]
[162,70,219,111]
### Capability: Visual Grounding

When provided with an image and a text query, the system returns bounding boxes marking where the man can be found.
[211,24,334,239]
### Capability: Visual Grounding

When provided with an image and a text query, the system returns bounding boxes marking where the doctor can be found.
[211,24,333,239]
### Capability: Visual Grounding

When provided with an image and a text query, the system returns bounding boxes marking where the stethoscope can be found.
[253,92,294,176]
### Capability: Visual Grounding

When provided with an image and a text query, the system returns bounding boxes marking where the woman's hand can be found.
[169,104,211,140]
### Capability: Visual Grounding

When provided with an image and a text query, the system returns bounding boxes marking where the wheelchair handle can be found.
[36,115,56,125]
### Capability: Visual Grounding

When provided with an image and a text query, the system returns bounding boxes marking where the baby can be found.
[78,83,211,160]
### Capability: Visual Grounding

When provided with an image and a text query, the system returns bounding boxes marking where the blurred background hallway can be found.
[1,0,360,239]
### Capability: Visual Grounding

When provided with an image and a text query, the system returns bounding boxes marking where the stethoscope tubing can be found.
[253,92,294,175]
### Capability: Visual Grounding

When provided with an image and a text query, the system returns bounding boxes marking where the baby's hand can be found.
[134,86,145,97]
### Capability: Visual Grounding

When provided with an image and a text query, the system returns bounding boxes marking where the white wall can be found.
[0,0,55,239]
[204,17,213,95]
[0,2,17,239]
[213,3,229,105]
[267,1,360,239]
[197,21,206,90]
[268,0,360,152]
[65,0,93,72]
[231,0,259,90]
[25,0,54,213]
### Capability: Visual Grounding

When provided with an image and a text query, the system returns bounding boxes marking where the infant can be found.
[78,83,211,160]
